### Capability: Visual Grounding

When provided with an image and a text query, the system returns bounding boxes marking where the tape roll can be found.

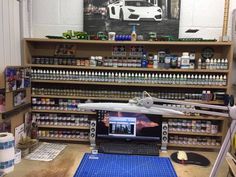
[0,132,15,174]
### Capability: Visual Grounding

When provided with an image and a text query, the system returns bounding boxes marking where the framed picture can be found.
[5,67,31,92]
[84,0,180,40]
[13,90,26,107]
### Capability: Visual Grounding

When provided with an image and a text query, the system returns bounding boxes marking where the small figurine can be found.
[97,32,108,40]
[62,30,89,40]
[148,32,157,41]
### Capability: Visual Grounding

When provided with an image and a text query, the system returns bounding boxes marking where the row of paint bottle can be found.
[31,69,227,86]
[32,87,218,101]
[198,58,228,70]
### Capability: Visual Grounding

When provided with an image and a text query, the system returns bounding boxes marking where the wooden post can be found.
[222,0,230,41]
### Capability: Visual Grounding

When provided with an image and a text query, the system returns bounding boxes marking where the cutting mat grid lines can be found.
[74,153,177,177]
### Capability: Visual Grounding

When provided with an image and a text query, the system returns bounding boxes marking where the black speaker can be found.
[89,120,96,147]
[161,122,168,151]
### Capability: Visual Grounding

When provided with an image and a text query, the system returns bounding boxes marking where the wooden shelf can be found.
[168,143,221,149]
[38,136,89,142]
[168,131,223,136]
[1,103,31,119]
[29,64,229,73]
[32,109,96,115]
[25,38,232,46]
[163,115,225,120]
[37,124,90,130]
[31,80,227,89]
[25,38,232,150]
[31,94,224,105]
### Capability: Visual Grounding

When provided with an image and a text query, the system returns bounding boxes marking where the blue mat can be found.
[74,153,177,177]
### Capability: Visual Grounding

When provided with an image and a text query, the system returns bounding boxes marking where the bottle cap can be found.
[182,52,189,56]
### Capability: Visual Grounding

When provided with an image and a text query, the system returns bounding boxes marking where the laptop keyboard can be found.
[98,142,159,156]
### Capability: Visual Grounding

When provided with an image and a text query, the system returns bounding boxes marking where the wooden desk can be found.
[4,144,230,177]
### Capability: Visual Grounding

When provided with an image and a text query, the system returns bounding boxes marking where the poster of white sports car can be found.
[107,0,162,21]
[84,0,180,39]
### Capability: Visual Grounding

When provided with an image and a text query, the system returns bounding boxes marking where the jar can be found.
[62,58,67,65]
[97,56,103,66]
[67,58,72,65]
[72,58,76,65]
[80,59,85,66]
[117,57,123,67]
[211,122,218,134]
[103,57,109,67]
[170,55,178,68]
[158,51,166,69]
[181,52,190,69]
[58,58,63,65]
[164,55,171,69]
[90,56,96,67]
[54,58,59,65]
[113,57,118,67]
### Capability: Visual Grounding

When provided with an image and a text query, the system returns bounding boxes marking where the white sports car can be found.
[107,0,162,21]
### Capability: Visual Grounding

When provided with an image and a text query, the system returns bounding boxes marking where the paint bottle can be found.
[148,54,154,68]
[164,55,171,69]
[170,55,177,68]
[177,57,181,68]
[217,59,221,69]
[198,58,202,69]
[213,59,217,70]
[223,75,227,86]
[189,51,195,69]
[180,74,183,84]
[172,74,176,84]
[221,59,224,70]
[131,25,137,41]
[206,59,210,69]
[209,59,213,69]
[158,74,162,84]
[153,55,158,68]
[141,52,148,68]
[224,59,228,70]
[176,74,180,84]
[158,51,166,69]
[183,74,187,85]
[194,74,198,85]
[181,52,190,69]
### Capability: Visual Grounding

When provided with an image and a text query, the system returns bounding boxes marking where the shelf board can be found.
[1,103,31,119]
[29,64,229,73]
[32,109,96,115]
[25,38,232,46]
[168,143,221,149]
[31,94,224,105]
[168,131,223,136]
[31,80,227,89]
[37,125,90,130]
[38,136,89,142]
[163,115,225,120]
[183,100,224,105]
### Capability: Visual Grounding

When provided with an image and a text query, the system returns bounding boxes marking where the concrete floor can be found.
[5,144,232,177]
